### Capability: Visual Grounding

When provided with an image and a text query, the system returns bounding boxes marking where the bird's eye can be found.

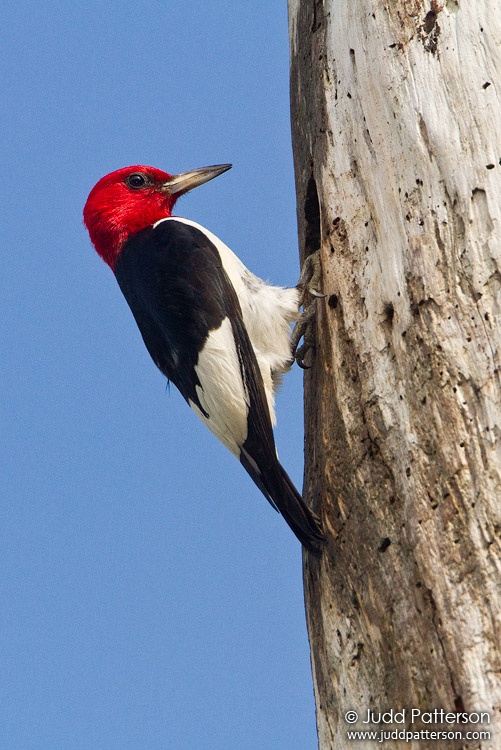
[125,173,150,189]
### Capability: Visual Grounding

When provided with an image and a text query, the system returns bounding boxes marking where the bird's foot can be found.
[291,301,318,369]
[291,251,324,369]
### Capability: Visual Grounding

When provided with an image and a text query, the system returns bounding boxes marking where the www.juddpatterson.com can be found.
[345,728,491,744]
[343,710,491,744]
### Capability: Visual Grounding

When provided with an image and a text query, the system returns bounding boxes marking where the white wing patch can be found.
[189,317,248,457]
[155,217,300,425]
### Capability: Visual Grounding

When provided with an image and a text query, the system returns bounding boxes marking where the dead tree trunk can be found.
[289,1,501,748]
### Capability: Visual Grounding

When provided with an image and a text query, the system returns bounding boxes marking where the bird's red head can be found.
[83,163,231,269]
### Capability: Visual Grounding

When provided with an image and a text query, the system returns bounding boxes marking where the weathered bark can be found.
[289,1,501,748]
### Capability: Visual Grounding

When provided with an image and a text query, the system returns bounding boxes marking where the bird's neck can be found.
[89,208,173,269]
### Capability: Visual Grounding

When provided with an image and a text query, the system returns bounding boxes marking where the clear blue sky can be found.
[1,3,317,748]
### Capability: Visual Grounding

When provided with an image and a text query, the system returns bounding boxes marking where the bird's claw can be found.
[291,251,324,368]
[297,251,324,304]
[291,301,318,368]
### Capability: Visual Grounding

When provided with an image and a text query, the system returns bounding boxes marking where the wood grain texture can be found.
[289,1,501,747]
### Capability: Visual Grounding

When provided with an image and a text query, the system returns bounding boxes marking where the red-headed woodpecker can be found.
[83,164,324,552]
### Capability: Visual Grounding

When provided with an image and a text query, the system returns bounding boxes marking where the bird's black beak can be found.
[160,164,232,196]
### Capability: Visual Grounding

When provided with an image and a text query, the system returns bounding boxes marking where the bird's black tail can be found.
[240,448,325,553]
[273,463,325,554]
[230,311,325,552]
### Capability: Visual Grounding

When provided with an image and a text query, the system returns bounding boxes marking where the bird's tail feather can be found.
[240,449,325,553]
[274,463,325,554]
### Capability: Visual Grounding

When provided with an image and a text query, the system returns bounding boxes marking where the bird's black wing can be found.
[115,219,229,416]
